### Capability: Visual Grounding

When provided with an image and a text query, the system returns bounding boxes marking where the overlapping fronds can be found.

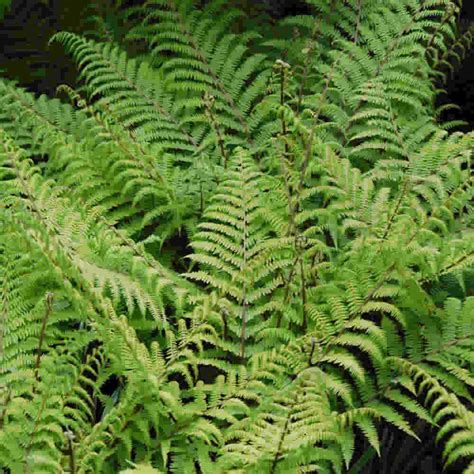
[0,0,473,472]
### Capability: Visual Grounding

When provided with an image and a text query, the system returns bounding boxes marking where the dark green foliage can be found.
[0,1,473,473]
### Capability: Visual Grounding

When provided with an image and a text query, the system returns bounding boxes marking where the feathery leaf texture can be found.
[0,0,473,472]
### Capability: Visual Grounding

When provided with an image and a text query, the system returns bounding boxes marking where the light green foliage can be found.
[0,0,473,472]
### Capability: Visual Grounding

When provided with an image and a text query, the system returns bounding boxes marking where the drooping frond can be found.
[50,32,199,154]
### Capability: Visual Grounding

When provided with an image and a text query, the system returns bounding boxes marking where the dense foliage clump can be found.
[0,1,473,472]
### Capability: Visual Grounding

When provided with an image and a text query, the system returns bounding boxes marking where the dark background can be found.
[437,2,474,130]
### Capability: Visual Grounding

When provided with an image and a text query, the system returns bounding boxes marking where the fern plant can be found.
[0,0,473,473]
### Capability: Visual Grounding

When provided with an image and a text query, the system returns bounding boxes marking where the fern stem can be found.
[429,250,474,280]
[382,177,410,240]
[239,159,249,360]
[23,394,48,473]
[353,0,364,44]
[221,308,229,341]
[381,108,414,240]
[240,293,248,360]
[308,337,316,366]
[295,25,319,115]
[276,56,341,330]
[269,407,292,474]
[296,60,338,200]
[276,59,296,234]
[239,245,248,359]
[299,258,307,331]
[420,334,473,362]
[275,255,299,328]
[0,258,9,359]
[65,430,77,474]
[199,181,204,214]
[34,292,54,383]
[204,92,229,168]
